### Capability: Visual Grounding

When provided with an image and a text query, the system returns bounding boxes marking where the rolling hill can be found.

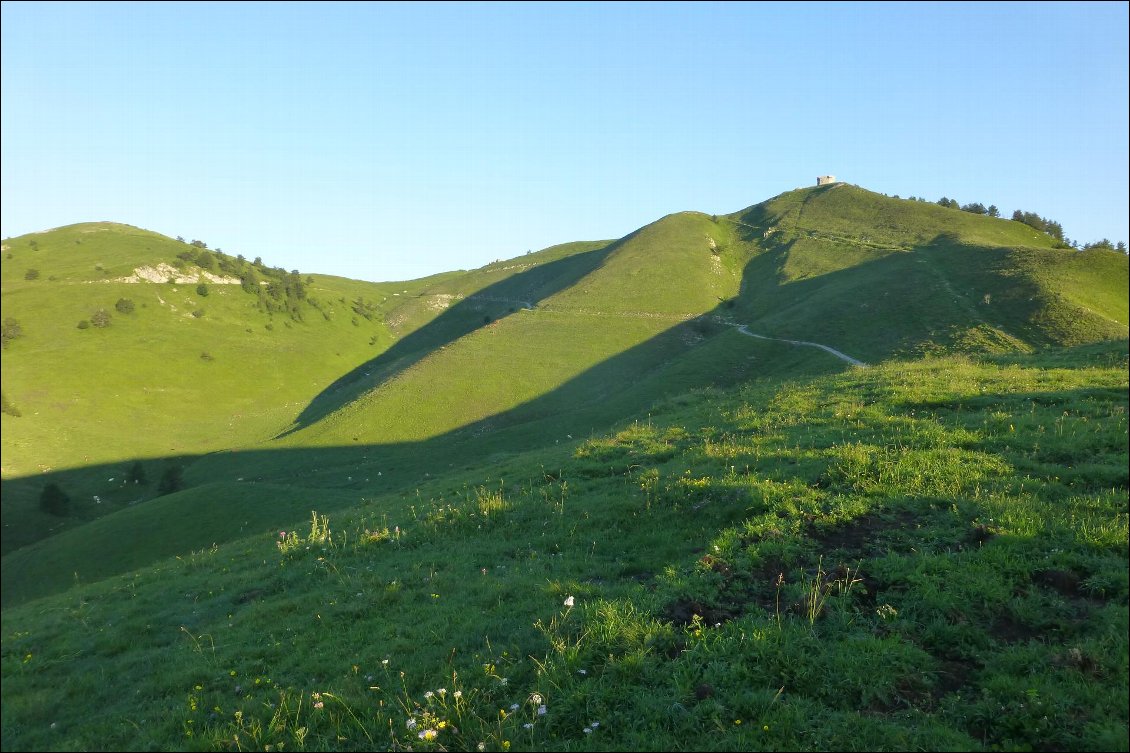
[1,184,1127,751]
[2,184,1126,565]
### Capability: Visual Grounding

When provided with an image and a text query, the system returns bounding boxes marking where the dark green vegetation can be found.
[1,185,1127,751]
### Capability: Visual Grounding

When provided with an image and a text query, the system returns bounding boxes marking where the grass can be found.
[1,186,1127,750]
[3,189,1126,557]
[1,340,1126,751]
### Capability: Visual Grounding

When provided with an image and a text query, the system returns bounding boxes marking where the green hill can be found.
[3,186,1127,566]
[1,341,1126,751]
[1,185,1127,751]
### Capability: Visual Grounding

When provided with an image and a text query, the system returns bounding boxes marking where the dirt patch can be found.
[806,511,917,555]
[1031,569,1092,600]
[988,612,1040,643]
[662,598,738,627]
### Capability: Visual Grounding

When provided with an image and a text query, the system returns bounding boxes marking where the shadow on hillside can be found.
[4,218,1124,607]
[276,240,620,437]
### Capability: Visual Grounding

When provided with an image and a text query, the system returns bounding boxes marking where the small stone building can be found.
[816,175,837,186]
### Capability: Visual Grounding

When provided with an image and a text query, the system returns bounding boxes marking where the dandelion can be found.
[419,729,437,741]
[537,705,547,716]
[563,596,574,607]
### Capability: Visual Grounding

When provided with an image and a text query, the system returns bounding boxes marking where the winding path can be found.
[464,293,870,367]
[733,325,868,367]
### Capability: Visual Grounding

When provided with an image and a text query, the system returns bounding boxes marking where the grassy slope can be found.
[1,341,1125,751]
[3,188,1127,591]
[727,185,1128,360]
[281,211,741,447]
[0,229,607,552]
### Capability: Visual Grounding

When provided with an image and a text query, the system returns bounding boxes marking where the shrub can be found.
[39,483,70,516]
[77,320,90,329]
[196,283,209,297]
[1,317,22,348]
[127,461,147,484]
[115,298,135,314]
[157,465,184,495]
[24,269,39,280]
[90,309,112,328]
[1,391,20,417]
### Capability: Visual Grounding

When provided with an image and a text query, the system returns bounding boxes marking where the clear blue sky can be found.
[3,1,1127,281]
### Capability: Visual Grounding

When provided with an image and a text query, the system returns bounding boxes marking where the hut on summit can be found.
[816,175,837,186]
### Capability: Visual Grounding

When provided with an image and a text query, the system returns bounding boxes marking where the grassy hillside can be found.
[3,186,1127,575]
[724,185,1128,361]
[1,341,1125,751]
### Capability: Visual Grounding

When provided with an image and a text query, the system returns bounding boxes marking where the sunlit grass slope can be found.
[0,223,437,475]
[725,185,1128,360]
[283,211,744,447]
[1,341,1125,751]
[0,228,610,551]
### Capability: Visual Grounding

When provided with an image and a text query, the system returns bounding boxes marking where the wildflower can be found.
[530,693,543,704]
[583,727,593,734]
[437,688,447,696]
[313,701,324,709]
[577,669,587,675]
[477,744,486,752]
[523,723,534,729]
[510,703,520,711]
[419,729,437,741]
[382,659,390,666]
[406,718,418,730]
[563,596,574,607]
[424,691,435,699]
[453,690,463,699]
[591,721,600,728]
[279,531,286,538]
[537,705,547,716]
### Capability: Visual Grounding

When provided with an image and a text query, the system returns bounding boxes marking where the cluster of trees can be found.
[77,309,112,330]
[1081,239,1127,253]
[928,196,1126,250]
[174,238,311,321]
[934,197,1002,218]
[1009,210,1065,243]
[37,462,183,517]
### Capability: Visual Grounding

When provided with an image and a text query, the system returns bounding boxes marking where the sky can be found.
[2,1,1127,282]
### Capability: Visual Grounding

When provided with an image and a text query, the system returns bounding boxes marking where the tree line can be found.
[916,195,1126,252]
